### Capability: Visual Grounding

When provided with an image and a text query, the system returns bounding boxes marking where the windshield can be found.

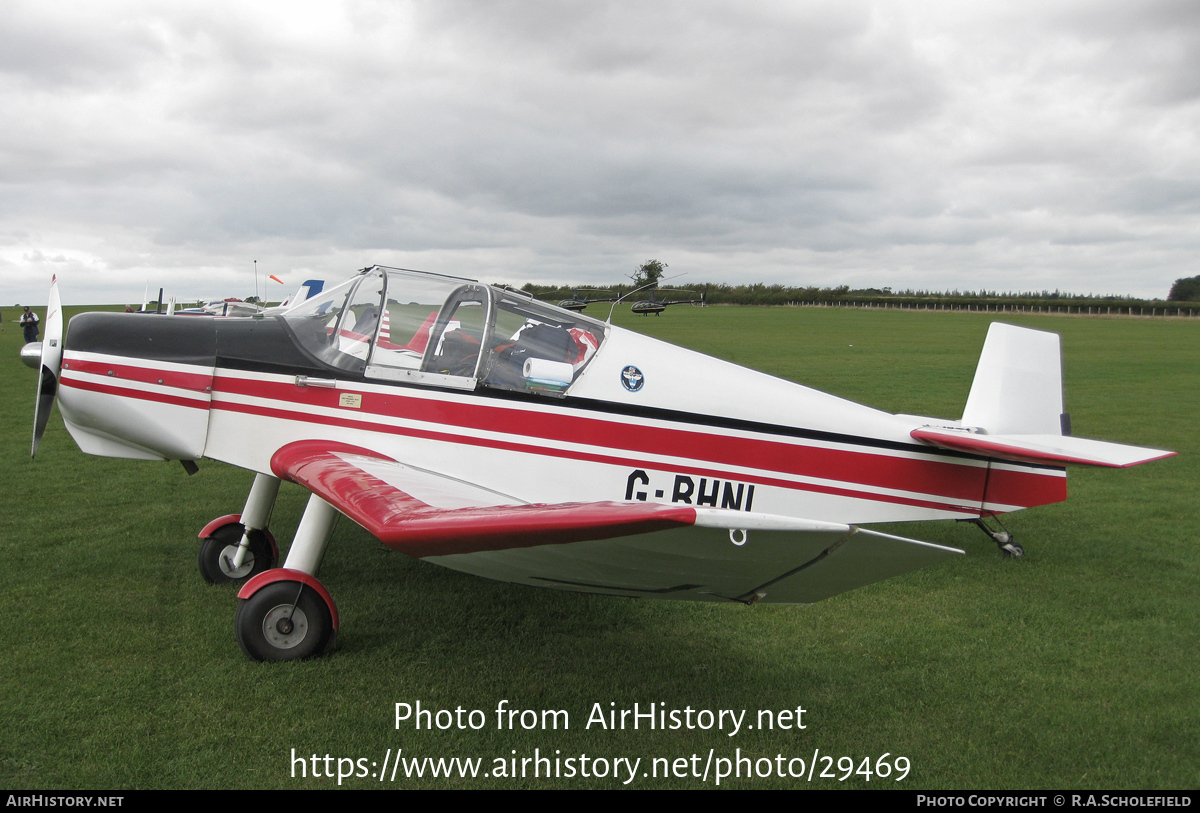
[281,271,385,373]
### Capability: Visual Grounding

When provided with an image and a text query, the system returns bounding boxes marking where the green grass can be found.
[0,305,1196,789]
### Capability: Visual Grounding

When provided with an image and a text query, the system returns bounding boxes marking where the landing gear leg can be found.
[235,494,340,661]
[967,515,1023,558]
[228,472,282,574]
[280,494,337,575]
[198,473,281,584]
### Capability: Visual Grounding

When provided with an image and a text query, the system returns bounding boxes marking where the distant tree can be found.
[630,259,667,289]
[245,295,261,304]
[1167,275,1200,302]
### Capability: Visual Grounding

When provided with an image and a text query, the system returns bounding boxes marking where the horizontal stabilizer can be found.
[911,426,1175,468]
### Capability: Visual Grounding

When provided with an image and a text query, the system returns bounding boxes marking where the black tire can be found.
[198,523,275,585]
[235,580,334,662]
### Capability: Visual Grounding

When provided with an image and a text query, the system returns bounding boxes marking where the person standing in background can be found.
[20,306,39,343]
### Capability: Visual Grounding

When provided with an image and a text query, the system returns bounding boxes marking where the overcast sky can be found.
[2,0,1198,305]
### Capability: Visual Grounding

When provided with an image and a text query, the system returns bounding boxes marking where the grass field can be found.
[0,304,1196,789]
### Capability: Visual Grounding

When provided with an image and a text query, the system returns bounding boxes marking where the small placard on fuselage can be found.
[339,392,363,409]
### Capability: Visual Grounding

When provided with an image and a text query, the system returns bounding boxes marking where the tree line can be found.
[518,280,1199,311]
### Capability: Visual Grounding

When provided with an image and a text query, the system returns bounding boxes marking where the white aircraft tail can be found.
[962,322,1065,436]
[910,323,1172,468]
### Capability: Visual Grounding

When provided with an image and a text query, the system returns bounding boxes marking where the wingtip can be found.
[1113,449,1177,468]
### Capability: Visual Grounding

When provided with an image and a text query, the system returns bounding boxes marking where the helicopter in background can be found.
[629,288,707,315]
[557,289,618,313]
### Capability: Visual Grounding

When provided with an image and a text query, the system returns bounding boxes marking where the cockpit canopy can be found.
[281,266,608,396]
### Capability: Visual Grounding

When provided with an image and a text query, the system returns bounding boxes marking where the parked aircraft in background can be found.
[178,298,264,318]
[557,289,617,312]
[630,288,706,315]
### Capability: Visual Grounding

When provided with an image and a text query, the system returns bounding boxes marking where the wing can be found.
[270,440,964,605]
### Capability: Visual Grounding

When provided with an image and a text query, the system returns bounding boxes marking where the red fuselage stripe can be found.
[213,374,996,502]
[64,358,212,393]
[61,376,210,411]
[58,356,1065,512]
[211,395,1042,515]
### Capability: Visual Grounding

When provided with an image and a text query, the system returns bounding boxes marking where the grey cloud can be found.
[2,0,1198,305]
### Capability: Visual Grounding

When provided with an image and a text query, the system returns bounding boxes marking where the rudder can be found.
[962,322,1064,435]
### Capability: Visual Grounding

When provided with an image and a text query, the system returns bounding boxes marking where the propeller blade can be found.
[31,276,63,458]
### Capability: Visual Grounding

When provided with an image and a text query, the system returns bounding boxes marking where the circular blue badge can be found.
[620,365,644,392]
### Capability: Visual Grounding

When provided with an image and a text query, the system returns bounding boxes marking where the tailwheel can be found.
[988,528,1023,558]
[997,537,1024,559]
[236,575,336,661]
[966,516,1023,558]
[198,522,276,584]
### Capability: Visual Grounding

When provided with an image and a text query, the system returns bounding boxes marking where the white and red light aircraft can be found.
[28,266,1172,661]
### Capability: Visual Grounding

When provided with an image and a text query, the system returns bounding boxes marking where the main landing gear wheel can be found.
[236,580,334,662]
[198,523,276,585]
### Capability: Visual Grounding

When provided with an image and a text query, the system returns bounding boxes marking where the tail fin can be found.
[910,322,1173,468]
[962,322,1064,436]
